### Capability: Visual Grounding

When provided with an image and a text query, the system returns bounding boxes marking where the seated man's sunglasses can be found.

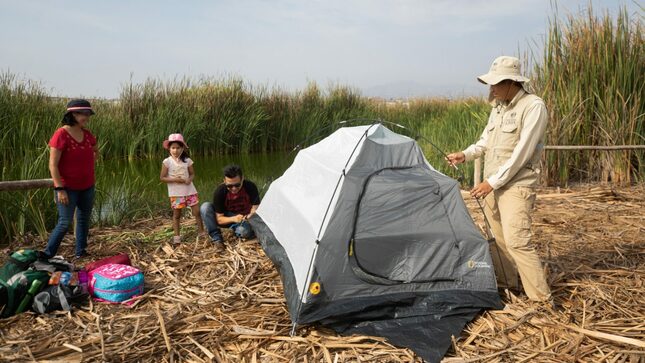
[226,182,242,189]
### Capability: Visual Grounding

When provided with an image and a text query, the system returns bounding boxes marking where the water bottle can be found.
[60,272,71,286]
[15,279,43,314]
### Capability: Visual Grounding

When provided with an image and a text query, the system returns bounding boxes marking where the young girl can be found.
[160,133,204,243]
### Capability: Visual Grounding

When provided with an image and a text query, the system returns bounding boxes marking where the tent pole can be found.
[474,197,510,288]
[291,243,318,337]
[290,124,376,337]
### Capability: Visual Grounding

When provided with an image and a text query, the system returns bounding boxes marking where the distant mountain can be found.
[361,80,482,100]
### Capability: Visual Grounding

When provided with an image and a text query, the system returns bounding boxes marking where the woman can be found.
[44,99,99,259]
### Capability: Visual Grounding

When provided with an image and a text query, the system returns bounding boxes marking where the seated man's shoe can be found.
[212,239,225,252]
[234,222,255,240]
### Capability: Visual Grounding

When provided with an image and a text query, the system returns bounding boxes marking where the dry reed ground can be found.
[0,185,643,362]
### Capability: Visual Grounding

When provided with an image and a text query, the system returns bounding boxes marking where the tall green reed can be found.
[531,4,644,185]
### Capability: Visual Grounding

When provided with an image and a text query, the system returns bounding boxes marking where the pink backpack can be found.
[84,253,131,272]
[89,263,144,304]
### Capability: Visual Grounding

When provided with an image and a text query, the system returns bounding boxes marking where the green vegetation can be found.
[1,4,642,243]
[532,5,644,185]
[0,75,487,243]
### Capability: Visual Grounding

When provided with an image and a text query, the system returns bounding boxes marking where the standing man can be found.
[200,164,261,251]
[446,56,551,303]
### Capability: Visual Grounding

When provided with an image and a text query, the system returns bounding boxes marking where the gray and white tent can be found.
[249,124,503,362]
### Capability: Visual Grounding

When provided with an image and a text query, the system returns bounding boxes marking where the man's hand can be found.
[234,214,245,223]
[471,180,493,199]
[445,152,466,165]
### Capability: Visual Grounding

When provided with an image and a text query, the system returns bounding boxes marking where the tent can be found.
[249,124,503,362]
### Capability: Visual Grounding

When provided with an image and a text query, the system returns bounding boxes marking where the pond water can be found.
[92,152,295,225]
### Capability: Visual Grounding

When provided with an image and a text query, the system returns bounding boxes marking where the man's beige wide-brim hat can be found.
[477,56,530,85]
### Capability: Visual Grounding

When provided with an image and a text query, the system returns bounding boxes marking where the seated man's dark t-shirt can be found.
[213,180,261,217]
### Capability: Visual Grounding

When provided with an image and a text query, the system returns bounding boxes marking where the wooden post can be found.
[473,158,482,187]
[543,145,645,151]
[469,145,644,188]
[0,179,53,191]
[0,178,77,236]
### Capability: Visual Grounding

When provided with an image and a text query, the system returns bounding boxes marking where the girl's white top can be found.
[163,157,198,197]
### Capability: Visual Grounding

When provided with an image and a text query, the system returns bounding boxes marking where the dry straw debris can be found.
[1,185,643,362]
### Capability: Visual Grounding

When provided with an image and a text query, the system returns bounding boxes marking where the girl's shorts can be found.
[170,194,199,209]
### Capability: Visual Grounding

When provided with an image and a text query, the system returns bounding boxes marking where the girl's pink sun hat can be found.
[163,133,189,149]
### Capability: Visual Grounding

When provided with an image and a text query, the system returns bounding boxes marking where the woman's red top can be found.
[48,127,97,190]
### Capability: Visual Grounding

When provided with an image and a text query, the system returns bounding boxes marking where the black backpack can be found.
[33,284,88,314]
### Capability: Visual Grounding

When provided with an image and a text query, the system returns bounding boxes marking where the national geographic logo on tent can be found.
[467,260,492,269]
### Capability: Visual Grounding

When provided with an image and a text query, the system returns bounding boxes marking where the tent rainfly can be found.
[249,124,503,362]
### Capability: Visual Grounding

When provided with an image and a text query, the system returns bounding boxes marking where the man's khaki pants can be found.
[484,186,551,301]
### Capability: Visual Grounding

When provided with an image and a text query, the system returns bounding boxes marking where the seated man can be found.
[200,164,261,250]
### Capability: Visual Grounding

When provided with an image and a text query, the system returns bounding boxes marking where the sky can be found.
[0,0,641,99]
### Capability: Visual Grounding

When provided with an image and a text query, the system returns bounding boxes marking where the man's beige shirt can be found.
[462,89,548,189]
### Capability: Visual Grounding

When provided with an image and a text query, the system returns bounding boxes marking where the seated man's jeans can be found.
[200,202,255,242]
